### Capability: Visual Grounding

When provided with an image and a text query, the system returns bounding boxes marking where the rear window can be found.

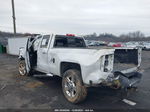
[54,35,86,48]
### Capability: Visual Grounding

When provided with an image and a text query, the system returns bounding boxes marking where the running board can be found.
[33,72,53,77]
[46,73,53,77]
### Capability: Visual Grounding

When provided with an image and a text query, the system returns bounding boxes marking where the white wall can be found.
[8,37,28,55]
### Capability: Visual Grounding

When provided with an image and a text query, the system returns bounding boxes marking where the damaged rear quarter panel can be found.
[49,48,115,85]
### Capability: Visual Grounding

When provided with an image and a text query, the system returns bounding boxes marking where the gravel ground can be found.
[0,51,150,111]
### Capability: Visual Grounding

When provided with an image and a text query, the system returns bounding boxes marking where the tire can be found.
[62,69,87,104]
[18,60,33,76]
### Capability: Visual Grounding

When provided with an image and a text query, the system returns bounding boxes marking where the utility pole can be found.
[11,0,16,36]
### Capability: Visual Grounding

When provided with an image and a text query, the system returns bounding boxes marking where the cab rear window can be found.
[54,35,86,48]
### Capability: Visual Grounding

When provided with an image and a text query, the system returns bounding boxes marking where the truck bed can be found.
[113,63,136,71]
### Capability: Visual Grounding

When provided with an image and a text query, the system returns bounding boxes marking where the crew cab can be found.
[18,34,143,103]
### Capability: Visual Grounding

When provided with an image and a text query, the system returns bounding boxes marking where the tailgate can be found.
[113,48,141,73]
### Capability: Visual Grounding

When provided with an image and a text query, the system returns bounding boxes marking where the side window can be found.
[40,35,50,48]
[33,36,42,51]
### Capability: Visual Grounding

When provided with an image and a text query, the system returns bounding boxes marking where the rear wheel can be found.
[62,69,87,103]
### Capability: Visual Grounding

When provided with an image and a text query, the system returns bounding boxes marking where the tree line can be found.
[84,31,150,42]
[0,30,150,43]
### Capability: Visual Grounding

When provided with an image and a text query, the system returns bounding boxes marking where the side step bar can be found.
[33,72,54,77]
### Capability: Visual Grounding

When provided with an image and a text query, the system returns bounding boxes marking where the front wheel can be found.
[18,60,33,76]
[62,69,87,103]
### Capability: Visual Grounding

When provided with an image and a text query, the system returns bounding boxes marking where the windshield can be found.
[54,35,86,48]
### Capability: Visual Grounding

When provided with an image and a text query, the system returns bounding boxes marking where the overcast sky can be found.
[0,0,150,36]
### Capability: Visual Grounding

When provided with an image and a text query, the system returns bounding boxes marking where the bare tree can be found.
[120,31,145,38]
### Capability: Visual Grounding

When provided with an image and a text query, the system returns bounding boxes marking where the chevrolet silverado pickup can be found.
[18,34,142,103]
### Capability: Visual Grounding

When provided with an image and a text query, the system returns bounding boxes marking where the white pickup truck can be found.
[18,34,142,103]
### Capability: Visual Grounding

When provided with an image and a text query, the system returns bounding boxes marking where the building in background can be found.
[7,37,28,55]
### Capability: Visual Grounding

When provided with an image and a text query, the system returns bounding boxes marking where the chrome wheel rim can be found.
[64,75,77,98]
[19,62,26,76]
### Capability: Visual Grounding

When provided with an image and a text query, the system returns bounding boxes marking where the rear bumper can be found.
[117,72,142,88]
[85,71,142,88]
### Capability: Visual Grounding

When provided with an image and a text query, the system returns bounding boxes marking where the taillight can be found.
[104,55,109,72]
[100,54,114,72]
[66,34,75,37]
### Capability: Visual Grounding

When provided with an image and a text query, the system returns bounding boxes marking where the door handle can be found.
[42,52,46,54]
[50,58,55,63]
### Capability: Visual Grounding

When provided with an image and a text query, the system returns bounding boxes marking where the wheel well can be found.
[60,62,81,76]
[19,57,25,61]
